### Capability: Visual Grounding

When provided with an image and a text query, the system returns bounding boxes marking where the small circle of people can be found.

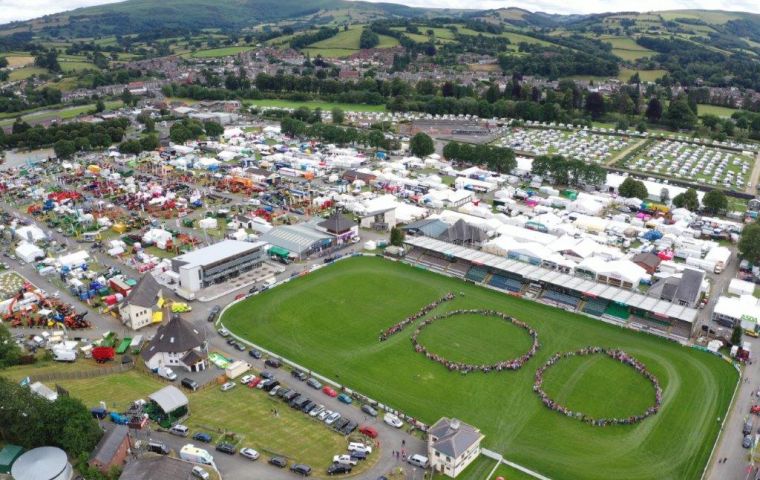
[378,292,456,341]
[533,347,663,427]
[411,309,540,373]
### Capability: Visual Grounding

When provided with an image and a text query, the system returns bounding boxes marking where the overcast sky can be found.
[1,0,759,25]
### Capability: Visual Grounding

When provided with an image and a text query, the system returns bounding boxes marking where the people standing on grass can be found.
[378,293,455,341]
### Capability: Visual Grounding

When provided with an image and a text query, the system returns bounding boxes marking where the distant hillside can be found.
[0,0,436,38]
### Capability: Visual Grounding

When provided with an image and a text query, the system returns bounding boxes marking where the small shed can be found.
[0,444,23,474]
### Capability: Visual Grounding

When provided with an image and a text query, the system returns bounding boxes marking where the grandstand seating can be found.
[418,254,449,270]
[604,302,630,320]
[465,265,488,282]
[582,298,609,316]
[489,274,523,292]
[448,261,471,277]
[542,290,581,308]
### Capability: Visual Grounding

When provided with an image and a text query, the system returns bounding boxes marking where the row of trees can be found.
[442,140,517,173]
[618,177,729,214]
[0,117,128,153]
[530,154,607,187]
[280,115,397,151]
[169,118,223,145]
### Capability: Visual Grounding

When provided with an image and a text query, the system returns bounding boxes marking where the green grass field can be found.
[9,66,48,80]
[697,104,740,117]
[222,257,738,480]
[303,25,399,58]
[244,98,386,112]
[189,46,254,58]
[0,101,123,127]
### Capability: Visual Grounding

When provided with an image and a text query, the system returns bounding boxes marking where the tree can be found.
[584,92,605,119]
[0,56,7,69]
[95,99,105,113]
[0,322,21,368]
[331,107,344,125]
[203,121,224,138]
[409,132,434,158]
[389,227,405,247]
[702,189,728,214]
[140,134,159,151]
[738,222,760,264]
[442,141,460,161]
[53,139,76,159]
[672,188,700,211]
[618,177,648,199]
[732,324,743,345]
[118,140,143,155]
[665,97,698,130]
[143,117,155,133]
[170,125,190,144]
[645,98,663,122]
[359,29,380,49]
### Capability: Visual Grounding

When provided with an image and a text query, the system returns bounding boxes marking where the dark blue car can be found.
[193,432,212,443]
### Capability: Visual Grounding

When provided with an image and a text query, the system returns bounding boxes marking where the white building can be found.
[428,418,484,478]
[171,240,266,293]
[119,273,163,330]
[713,294,760,330]
[140,315,207,372]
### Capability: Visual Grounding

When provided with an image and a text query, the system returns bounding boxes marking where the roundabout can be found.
[533,347,663,426]
[410,309,540,373]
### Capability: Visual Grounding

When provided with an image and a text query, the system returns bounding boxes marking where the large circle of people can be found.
[533,347,663,427]
[378,292,456,341]
[410,309,540,373]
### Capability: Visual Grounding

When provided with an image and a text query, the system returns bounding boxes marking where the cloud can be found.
[0,0,758,25]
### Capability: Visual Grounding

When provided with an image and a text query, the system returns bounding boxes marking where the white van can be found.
[169,424,189,437]
[408,454,429,468]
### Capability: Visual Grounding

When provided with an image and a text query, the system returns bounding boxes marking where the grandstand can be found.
[448,260,472,277]
[604,302,630,320]
[489,274,523,293]
[542,290,581,308]
[465,265,489,283]
[582,298,609,317]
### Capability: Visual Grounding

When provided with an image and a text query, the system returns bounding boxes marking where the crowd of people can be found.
[533,347,663,427]
[378,292,456,341]
[410,309,540,373]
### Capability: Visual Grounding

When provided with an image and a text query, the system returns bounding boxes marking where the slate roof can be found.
[402,218,450,238]
[648,268,704,306]
[90,425,129,465]
[318,212,357,234]
[428,418,483,458]
[632,252,661,271]
[181,349,206,366]
[119,455,194,480]
[440,219,488,244]
[140,316,204,361]
[125,273,162,309]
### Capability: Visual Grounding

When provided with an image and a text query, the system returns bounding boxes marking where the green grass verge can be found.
[222,256,738,480]
[244,98,386,112]
[489,462,538,480]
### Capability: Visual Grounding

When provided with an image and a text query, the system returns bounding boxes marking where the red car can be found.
[751,405,760,414]
[359,425,378,438]
[235,293,246,301]
[247,377,262,388]
[322,386,338,397]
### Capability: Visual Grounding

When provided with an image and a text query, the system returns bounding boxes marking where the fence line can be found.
[30,362,134,383]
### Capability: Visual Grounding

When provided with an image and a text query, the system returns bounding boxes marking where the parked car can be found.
[260,370,275,380]
[247,377,262,388]
[361,404,378,417]
[744,434,753,449]
[325,412,341,425]
[169,424,189,437]
[290,464,312,476]
[347,442,372,455]
[407,454,429,468]
[309,405,325,417]
[318,410,332,421]
[332,454,357,466]
[240,447,260,460]
[322,386,338,397]
[221,382,236,392]
[337,393,352,404]
[752,405,760,415]
[348,449,366,460]
[207,305,221,322]
[327,463,352,475]
[181,378,199,391]
[744,420,753,435]
[249,349,262,359]
[240,374,255,385]
[269,386,281,396]
[265,358,282,368]
[218,327,230,337]
[383,413,403,428]
[147,441,169,455]
[233,342,246,351]
[226,338,237,346]
[216,443,236,455]
[191,466,210,480]
[193,432,212,443]
[262,380,280,392]
[291,369,308,381]
[306,378,322,389]
[359,425,378,438]
[269,456,288,468]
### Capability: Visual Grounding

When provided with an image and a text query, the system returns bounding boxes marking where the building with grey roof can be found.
[427,417,484,478]
[89,425,130,473]
[171,239,266,292]
[119,273,163,330]
[148,385,189,416]
[119,455,194,480]
[648,268,705,308]
[141,315,207,372]
[261,222,333,259]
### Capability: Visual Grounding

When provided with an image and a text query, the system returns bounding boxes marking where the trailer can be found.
[115,337,132,354]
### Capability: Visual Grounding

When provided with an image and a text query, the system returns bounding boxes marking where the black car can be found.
[262,380,280,392]
[341,421,358,436]
[248,286,259,294]
[327,464,352,475]
[265,358,282,368]
[276,388,291,398]
[348,449,366,460]
[269,456,288,468]
[181,378,199,391]
[290,464,312,476]
[233,342,246,352]
[147,441,169,455]
[216,443,237,455]
[333,418,350,431]
[260,370,275,380]
[248,349,262,359]
[226,338,237,346]
[283,390,299,402]
[301,400,316,413]
[207,305,221,322]
[291,370,308,381]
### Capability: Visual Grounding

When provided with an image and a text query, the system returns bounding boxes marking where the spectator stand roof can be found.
[405,236,697,324]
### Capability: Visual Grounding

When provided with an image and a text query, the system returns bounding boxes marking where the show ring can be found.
[410,309,540,373]
[533,347,662,426]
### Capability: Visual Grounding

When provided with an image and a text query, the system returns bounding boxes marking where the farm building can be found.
[119,273,163,330]
[89,425,130,473]
[140,315,207,372]
[428,418,484,478]
[171,239,266,293]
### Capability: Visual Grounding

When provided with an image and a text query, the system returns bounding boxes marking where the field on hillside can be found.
[697,104,740,117]
[190,46,255,58]
[302,26,398,58]
[223,256,737,480]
